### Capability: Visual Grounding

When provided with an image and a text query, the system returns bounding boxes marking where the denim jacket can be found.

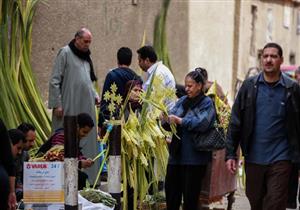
[168,95,216,165]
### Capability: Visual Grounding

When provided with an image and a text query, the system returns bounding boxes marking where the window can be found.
[283,4,291,28]
[297,10,300,35]
[250,5,258,56]
[266,8,273,42]
[289,52,296,65]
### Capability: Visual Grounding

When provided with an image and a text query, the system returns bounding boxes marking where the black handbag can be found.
[192,106,226,151]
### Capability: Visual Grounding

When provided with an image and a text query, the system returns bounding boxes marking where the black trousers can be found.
[0,165,9,210]
[165,164,206,210]
[287,163,300,209]
[78,170,88,190]
[245,161,292,210]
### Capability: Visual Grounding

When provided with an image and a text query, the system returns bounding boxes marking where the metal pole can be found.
[108,124,121,210]
[64,116,78,210]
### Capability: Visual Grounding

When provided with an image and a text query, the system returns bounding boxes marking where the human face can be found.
[138,55,150,72]
[129,85,142,102]
[261,47,283,75]
[75,32,92,52]
[24,130,36,150]
[78,126,92,140]
[185,76,203,98]
[11,141,23,158]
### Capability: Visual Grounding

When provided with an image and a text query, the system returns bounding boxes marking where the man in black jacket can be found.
[226,43,300,210]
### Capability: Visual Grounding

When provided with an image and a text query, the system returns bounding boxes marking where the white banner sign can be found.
[23,162,64,203]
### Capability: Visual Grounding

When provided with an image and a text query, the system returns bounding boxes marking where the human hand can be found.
[168,115,182,125]
[80,159,94,169]
[159,113,168,121]
[226,159,237,174]
[165,136,172,144]
[53,107,63,118]
[8,191,16,210]
[95,96,101,106]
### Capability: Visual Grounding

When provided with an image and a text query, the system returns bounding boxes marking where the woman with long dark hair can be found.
[164,71,216,210]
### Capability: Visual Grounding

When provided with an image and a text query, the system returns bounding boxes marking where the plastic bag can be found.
[78,194,114,210]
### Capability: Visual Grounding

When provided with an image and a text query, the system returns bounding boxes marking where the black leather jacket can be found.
[226,73,300,162]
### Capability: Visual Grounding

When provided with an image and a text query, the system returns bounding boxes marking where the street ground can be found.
[100,182,252,210]
[226,188,250,210]
[201,187,250,210]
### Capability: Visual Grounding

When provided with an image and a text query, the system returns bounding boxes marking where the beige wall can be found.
[188,1,235,99]
[237,0,300,82]
[30,0,300,105]
[31,0,189,103]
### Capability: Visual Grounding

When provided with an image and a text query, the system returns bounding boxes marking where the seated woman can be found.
[163,71,216,210]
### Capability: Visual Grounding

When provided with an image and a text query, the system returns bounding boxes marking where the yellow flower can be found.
[110,83,118,93]
[110,93,117,101]
[115,95,123,105]
[103,91,111,101]
[108,103,116,113]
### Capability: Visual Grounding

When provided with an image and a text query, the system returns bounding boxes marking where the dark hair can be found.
[77,113,94,128]
[124,80,143,98]
[195,67,208,81]
[186,71,204,84]
[175,83,186,98]
[262,43,283,57]
[17,123,35,134]
[136,46,157,63]
[8,129,25,145]
[117,47,132,66]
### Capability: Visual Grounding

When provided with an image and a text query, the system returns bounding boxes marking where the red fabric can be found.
[51,132,86,160]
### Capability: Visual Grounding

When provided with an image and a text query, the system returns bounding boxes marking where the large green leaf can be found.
[0,0,50,147]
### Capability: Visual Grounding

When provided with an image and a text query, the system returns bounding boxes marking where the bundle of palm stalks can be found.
[30,145,64,162]
[121,75,176,210]
[153,0,172,71]
[0,0,51,147]
[206,81,231,133]
[96,75,176,210]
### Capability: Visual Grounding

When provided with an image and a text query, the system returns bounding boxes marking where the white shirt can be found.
[143,61,176,111]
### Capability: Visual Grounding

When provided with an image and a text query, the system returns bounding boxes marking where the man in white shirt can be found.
[136,46,176,111]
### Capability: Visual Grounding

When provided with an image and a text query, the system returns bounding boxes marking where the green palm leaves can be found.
[0,0,50,147]
[153,0,172,72]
